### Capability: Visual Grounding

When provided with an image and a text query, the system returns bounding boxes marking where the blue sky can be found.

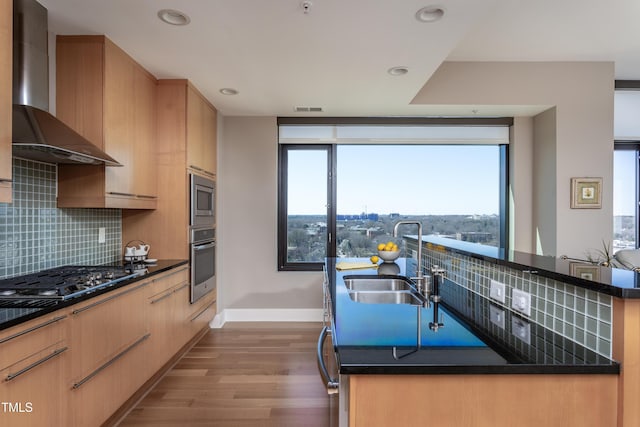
[287,145,500,216]
[614,150,636,216]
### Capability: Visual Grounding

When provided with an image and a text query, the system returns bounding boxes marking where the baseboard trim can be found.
[210,308,323,328]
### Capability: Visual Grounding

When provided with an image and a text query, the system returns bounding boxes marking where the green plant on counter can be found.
[585,240,614,266]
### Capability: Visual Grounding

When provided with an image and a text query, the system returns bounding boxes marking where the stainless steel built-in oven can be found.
[190,174,215,228]
[190,227,215,303]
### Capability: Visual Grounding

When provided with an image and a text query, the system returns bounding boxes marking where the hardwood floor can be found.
[117,322,331,427]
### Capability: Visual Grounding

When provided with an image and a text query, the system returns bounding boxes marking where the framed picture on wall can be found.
[570,177,602,209]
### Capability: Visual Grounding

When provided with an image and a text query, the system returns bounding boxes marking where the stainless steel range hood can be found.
[12,0,121,166]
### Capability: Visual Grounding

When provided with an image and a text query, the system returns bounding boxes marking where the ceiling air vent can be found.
[294,106,324,112]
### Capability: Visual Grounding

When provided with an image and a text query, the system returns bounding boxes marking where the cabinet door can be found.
[0,0,12,202]
[132,65,157,199]
[186,85,217,177]
[67,280,150,427]
[146,267,190,373]
[0,314,69,427]
[104,39,136,197]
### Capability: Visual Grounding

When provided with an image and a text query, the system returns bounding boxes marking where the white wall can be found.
[413,62,614,257]
[218,116,323,315]
[216,61,615,314]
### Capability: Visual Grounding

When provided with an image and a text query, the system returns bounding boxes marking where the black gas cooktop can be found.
[0,265,142,308]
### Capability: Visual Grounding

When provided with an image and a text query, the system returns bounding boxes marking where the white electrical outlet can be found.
[489,304,505,329]
[489,280,506,303]
[511,317,531,344]
[511,289,531,317]
[98,227,106,244]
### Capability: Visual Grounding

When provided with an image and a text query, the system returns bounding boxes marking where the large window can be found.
[613,144,639,252]
[277,119,510,271]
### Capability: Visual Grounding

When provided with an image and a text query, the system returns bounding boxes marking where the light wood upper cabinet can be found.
[0,0,12,203]
[186,83,217,178]
[123,79,218,260]
[56,35,157,209]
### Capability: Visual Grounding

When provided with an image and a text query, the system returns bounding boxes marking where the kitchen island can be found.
[324,257,619,427]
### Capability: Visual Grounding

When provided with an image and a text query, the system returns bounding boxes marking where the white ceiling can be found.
[39,0,640,117]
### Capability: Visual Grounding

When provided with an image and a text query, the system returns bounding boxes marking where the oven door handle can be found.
[193,241,216,251]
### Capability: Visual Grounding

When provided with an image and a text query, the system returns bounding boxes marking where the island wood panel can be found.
[122,80,190,259]
[613,297,640,427]
[0,0,11,202]
[349,374,618,427]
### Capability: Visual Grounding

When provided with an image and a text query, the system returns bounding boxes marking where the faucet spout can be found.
[393,221,425,294]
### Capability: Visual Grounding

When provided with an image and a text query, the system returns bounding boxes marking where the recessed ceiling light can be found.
[219,88,239,96]
[415,6,445,23]
[157,9,191,26]
[388,66,409,76]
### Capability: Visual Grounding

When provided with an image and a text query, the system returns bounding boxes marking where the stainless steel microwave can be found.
[190,174,215,228]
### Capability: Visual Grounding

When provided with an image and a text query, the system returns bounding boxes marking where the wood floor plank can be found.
[117,322,331,427]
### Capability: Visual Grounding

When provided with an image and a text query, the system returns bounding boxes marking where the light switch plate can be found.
[489,280,506,303]
[511,316,531,344]
[98,227,106,244]
[511,289,531,317]
[489,304,506,329]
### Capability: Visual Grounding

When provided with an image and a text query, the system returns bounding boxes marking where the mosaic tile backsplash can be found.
[406,238,613,358]
[0,158,121,280]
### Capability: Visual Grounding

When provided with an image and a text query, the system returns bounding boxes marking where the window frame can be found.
[277,117,511,271]
[614,141,640,249]
[277,144,336,271]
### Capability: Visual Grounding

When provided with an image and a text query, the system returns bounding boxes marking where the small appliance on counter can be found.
[123,240,154,264]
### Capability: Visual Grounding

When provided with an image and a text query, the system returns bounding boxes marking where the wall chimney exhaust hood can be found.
[12,0,121,166]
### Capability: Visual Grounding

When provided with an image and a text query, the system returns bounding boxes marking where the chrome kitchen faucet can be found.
[393,220,427,296]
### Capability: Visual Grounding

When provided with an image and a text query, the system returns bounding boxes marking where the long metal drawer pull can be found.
[190,299,217,322]
[71,282,149,315]
[155,266,189,281]
[150,283,189,304]
[5,347,68,382]
[136,195,157,199]
[316,326,339,394]
[72,333,150,390]
[0,315,67,345]
[0,178,12,183]
[107,191,136,197]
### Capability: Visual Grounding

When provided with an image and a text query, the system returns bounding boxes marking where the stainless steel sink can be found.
[343,275,415,292]
[348,290,423,305]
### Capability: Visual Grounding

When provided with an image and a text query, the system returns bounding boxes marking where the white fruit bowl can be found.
[378,250,400,263]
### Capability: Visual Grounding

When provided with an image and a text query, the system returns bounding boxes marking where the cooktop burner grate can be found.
[0,265,141,302]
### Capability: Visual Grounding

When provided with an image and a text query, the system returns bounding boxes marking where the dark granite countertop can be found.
[414,235,640,299]
[326,258,619,375]
[0,259,188,331]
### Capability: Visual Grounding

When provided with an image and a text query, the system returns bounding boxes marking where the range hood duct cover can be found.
[12,0,121,166]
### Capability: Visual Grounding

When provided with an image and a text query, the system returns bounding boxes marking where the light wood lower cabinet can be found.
[0,265,206,426]
[66,278,151,427]
[187,290,217,335]
[0,314,69,427]
[146,266,190,373]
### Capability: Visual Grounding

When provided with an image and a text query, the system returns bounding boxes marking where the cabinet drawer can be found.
[0,314,67,371]
[68,279,150,379]
[147,266,189,299]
